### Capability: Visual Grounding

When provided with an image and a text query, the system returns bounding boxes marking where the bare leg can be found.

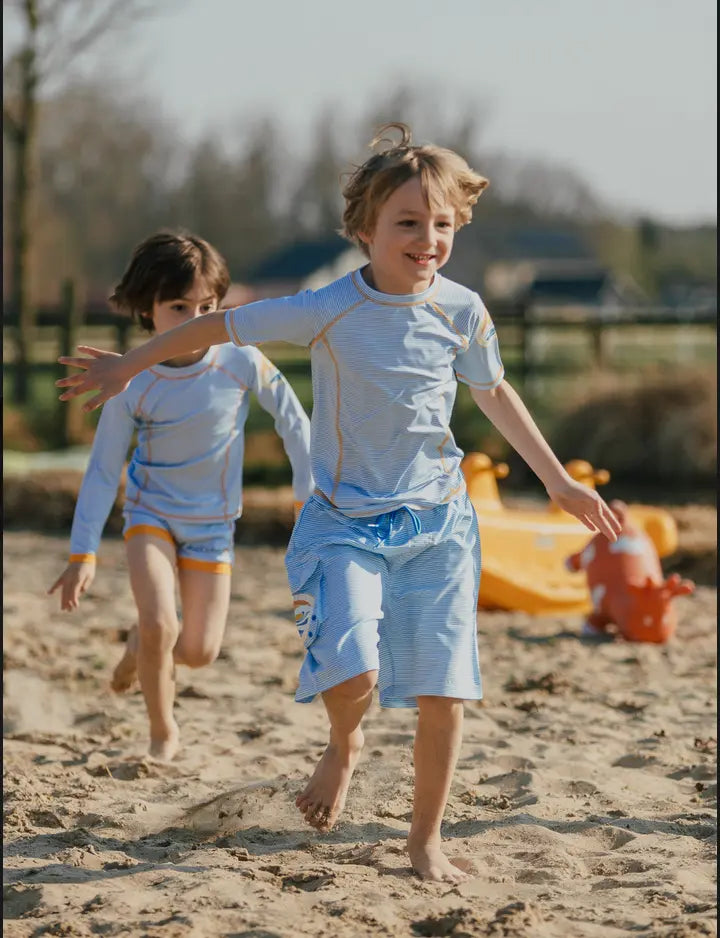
[408,696,468,883]
[111,624,139,692]
[125,535,181,762]
[174,563,231,668]
[112,562,231,692]
[296,670,377,830]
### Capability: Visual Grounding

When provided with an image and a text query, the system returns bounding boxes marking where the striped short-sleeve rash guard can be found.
[226,269,504,516]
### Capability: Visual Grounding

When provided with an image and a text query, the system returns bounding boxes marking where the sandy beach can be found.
[3,518,716,937]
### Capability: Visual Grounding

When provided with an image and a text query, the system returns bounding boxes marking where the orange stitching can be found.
[220,393,244,514]
[123,524,174,544]
[149,349,217,379]
[437,431,452,474]
[350,269,440,307]
[440,482,465,503]
[455,364,505,390]
[212,362,248,390]
[177,557,231,574]
[225,310,245,346]
[125,499,238,523]
[428,301,468,350]
[321,336,344,503]
[309,298,365,347]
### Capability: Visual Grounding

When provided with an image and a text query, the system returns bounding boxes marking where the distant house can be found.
[483,258,647,317]
[244,235,365,299]
[444,223,646,316]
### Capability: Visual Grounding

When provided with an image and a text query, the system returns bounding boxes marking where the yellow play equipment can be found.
[461,453,678,616]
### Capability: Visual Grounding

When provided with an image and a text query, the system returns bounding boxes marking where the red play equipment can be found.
[565,500,695,643]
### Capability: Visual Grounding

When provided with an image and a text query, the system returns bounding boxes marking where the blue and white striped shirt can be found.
[225,269,503,517]
[69,344,313,557]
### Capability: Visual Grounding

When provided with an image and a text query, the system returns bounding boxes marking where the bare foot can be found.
[148,720,180,763]
[407,837,470,883]
[295,733,364,831]
[111,625,139,692]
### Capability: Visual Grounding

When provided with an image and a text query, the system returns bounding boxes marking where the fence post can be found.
[589,319,608,369]
[115,318,131,353]
[519,300,531,393]
[57,279,84,447]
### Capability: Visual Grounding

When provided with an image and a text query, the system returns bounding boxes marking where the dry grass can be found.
[551,369,717,484]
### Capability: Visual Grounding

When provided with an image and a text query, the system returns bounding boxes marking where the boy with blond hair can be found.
[58,125,620,881]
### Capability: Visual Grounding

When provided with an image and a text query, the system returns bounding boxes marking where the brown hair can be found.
[341,123,489,256]
[110,230,231,332]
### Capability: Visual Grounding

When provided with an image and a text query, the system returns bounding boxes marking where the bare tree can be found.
[3,0,162,404]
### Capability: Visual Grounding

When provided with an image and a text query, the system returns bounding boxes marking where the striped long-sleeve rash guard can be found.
[69,344,313,559]
[225,269,504,517]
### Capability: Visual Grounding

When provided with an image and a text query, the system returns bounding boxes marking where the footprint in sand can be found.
[3,884,44,920]
[592,825,638,850]
[477,764,538,809]
[612,753,658,768]
[183,778,300,836]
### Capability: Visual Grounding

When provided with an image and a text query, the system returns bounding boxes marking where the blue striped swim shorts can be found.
[285,492,482,708]
[122,508,235,574]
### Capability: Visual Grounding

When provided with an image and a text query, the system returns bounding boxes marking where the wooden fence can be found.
[3,282,717,447]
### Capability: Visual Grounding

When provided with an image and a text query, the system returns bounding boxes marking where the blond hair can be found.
[341,123,488,255]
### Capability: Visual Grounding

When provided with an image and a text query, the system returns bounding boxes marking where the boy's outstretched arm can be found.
[470,380,621,542]
[57,311,230,411]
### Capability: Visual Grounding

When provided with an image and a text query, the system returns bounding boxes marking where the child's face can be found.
[150,278,218,335]
[360,176,455,294]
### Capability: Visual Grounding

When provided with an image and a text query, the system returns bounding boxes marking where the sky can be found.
[5,0,718,225]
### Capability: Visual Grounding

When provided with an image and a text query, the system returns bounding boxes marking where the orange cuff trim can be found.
[177,557,232,575]
[293,501,305,511]
[69,554,96,564]
[123,524,174,544]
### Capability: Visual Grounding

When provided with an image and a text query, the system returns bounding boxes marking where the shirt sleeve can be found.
[225,290,318,348]
[454,296,505,390]
[69,394,135,559]
[248,350,315,503]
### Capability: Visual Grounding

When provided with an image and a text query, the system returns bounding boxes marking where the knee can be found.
[179,641,220,669]
[416,695,464,719]
[138,615,178,654]
[329,670,378,703]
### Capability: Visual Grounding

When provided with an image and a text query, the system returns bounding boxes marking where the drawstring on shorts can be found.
[367,505,423,543]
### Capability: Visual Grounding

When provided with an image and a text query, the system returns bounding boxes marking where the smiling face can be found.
[359,176,456,295]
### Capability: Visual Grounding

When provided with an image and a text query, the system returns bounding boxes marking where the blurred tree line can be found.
[4,3,716,407]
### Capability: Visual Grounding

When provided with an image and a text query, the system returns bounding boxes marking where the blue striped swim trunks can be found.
[285,492,482,708]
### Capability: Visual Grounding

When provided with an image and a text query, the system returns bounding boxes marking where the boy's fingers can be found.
[47,577,62,595]
[55,373,91,388]
[58,387,85,401]
[595,502,621,539]
[76,345,111,357]
[82,392,108,412]
[57,356,92,369]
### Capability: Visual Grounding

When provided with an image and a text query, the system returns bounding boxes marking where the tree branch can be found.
[2,103,22,140]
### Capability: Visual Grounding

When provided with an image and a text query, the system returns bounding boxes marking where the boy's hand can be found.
[56,346,130,412]
[546,479,622,542]
[48,562,96,611]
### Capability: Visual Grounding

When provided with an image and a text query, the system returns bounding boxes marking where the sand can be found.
[3,526,717,938]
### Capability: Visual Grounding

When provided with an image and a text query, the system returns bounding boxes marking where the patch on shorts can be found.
[293,592,319,648]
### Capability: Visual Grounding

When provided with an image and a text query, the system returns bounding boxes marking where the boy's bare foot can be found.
[295,734,364,831]
[148,720,180,762]
[111,625,139,692]
[407,837,470,883]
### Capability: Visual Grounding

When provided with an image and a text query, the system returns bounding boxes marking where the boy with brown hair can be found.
[57,126,620,881]
[50,230,313,761]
